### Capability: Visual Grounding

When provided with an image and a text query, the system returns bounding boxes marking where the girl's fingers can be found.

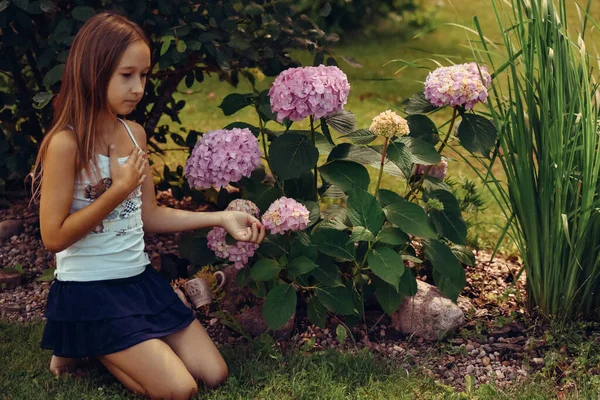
[251,223,258,242]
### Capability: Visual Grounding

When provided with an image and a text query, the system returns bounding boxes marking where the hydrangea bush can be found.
[179,61,497,331]
[184,128,261,189]
[268,65,350,122]
[207,199,261,269]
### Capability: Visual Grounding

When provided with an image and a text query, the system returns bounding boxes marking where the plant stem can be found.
[405,107,458,202]
[257,106,269,161]
[374,137,390,197]
[310,116,318,201]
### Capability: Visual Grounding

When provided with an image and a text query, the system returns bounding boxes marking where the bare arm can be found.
[39,130,146,252]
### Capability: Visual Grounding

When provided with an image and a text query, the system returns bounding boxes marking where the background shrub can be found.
[0,0,339,198]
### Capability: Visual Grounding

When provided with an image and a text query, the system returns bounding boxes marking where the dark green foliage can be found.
[0,0,337,195]
[295,0,421,34]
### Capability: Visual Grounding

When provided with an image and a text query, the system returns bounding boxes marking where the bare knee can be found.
[200,361,228,389]
[146,378,198,400]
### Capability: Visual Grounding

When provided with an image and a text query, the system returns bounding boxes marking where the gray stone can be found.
[0,220,24,242]
[390,280,464,341]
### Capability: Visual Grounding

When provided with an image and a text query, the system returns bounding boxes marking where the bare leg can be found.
[98,339,198,400]
[161,319,228,389]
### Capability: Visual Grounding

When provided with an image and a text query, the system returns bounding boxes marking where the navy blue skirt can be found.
[41,265,195,358]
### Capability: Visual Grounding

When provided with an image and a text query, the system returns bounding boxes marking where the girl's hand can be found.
[109,144,146,196]
[221,211,266,244]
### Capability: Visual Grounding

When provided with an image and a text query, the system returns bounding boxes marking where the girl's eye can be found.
[122,73,131,78]
[141,73,148,78]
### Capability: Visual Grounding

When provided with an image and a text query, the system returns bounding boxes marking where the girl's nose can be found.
[132,78,144,94]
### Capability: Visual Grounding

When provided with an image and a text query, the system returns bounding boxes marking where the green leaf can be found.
[245,2,265,16]
[424,189,467,245]
[53,19,72,44]
[316,286,355,315]
[376,278,403,315]
[423,240,465,302]
[377,189,404,207]
[244,182,283,213]
[384,199,437,239]
[349,226,375,243]
[176,39,187,52]
[327,143,352,161]
[258,90,277,122]
[223,122,260,137]
[319,160,370,194]
[341,129,376,145]
[32,92,54,109]
[218,93,254,116]
[326,110,356,135]
[71,6,96,22]
[262,284,297,330]
[312,229,356,261]
[43,64,65,87]
[407,114,439,145]
[320,118,335,145]
[347,189,384,236]
[287,256,318,277]
[422,176,451,192]
[376,227,409,245]
[396,136,441,165]
[451,245,476,266]
[311,257,343,287]
[307,296,327,328]
[336,324,347,343]
[160,36,173,56]
[367,247,405,288]
[300,200,320,227]
[36,268,56,282]
[457,114,498,157]
[269,133,319,180]
[250,259,282,281]
[398,269,418,297]
[178,233,217,265]
[12,0,28,11]
[403,92,438,114]
[401,254,423,264]
[319,2,332,17]
[385,141,412,180]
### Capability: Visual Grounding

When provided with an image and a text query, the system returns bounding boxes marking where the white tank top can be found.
[55,118,149,281]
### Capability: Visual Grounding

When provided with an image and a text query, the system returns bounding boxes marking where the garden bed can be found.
[0,191,554,392]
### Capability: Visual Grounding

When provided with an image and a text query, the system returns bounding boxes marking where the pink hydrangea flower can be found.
[262,197,310,234]
[424,63,491,109]
[414,159,448,181]
[269,65,350,122]
[207,199,261,269]
[184,128,261,189]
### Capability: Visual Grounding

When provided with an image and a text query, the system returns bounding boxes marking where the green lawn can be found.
[3,321,600,399]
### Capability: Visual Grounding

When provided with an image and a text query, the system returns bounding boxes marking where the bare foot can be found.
[49,355,86,377]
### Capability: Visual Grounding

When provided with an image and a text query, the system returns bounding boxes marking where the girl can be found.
[33,11,265,400]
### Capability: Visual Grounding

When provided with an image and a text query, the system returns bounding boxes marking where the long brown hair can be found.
[31,11,150,202]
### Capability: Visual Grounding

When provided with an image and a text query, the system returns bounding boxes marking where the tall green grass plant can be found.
[468,0,600,321]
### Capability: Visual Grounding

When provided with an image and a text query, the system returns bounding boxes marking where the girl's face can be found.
[106,40,151,116]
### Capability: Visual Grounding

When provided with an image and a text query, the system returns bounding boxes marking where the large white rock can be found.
[391,280,464,341]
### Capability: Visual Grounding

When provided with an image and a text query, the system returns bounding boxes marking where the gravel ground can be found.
[1,191,536,391]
